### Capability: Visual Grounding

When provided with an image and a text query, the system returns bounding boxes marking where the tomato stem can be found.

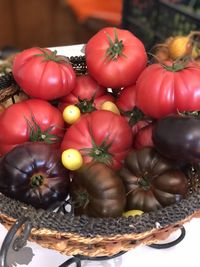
[31,173,44,188]
[26,115,61,144]
[105,28,126,60]
[76,95,97,113]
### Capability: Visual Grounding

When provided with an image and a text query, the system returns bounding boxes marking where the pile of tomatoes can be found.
[0,27,199,218]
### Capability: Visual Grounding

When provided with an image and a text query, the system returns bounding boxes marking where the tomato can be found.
[58,74,114,113]
[119,148,188,212]
[153,113,200,163]
[62,105,81,124]
[0,99,65,155]
[133,123,155,149]
[85,27,147,88]
[12,47,76,100]
[0,142,70,209]
[136,60,200,118]
[101,101,120,115]
[61,110,133,170]
[70,162,126,217]
[123,210,144,217]
[116,85,153,138]
[61,148,83,171]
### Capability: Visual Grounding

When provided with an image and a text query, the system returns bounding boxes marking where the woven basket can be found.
[0,55,200,258]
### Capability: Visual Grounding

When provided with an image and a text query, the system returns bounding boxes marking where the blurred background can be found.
[0,0,199,55]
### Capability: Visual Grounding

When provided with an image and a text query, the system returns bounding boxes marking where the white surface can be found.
[1,44,200,266]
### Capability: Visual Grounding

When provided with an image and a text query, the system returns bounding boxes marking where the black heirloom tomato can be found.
[70,162,126,218]
[153,113,200,163]
[119,148,188,212]
[0,142,70,209]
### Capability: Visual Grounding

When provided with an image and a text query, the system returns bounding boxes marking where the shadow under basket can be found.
[0,56,200,259]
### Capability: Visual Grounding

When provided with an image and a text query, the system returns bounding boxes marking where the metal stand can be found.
[148,226,186,249]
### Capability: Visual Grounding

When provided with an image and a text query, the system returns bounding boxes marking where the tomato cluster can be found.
[1,26,196,217]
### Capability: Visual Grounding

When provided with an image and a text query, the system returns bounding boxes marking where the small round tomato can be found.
[123,210,144,217]
[62,105,81,124]
[101,101,120,115]
[61,148,83,171]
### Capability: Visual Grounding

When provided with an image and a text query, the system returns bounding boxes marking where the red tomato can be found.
[58,74,114,112]
[85,27,147,88]
[0,99,65,155]
[12,47,76,100]
[136,61,200,118]
[116,85,152,138]
[61,110,133,170]
[133,123,155,149]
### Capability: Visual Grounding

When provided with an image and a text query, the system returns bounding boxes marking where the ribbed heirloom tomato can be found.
[85,27,147,88]
[61,110,133,170]
[136,60,200,119]
[13,47,76,100]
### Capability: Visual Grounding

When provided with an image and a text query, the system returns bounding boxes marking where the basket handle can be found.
[0,216,32,267]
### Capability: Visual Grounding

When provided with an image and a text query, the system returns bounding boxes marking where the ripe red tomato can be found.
[0,99,65,155]
[85,27,147,88]
[61,110,133,169]
[12,47,76,100]
[136,60,200,118]
[133,123,155,149]
[116,85,152,138]
[58,74,114,112]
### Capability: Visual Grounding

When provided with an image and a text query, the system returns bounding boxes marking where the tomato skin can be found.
[13,47,76,100]
[85,27,147,88]
[61,110,133,170]
[0,99,65,155]
[119,148,188,212]
[0,142,70,209]
[116,85,152,139]
[153,114,200,163]
[134,123,155,149]
[136,61,200,119]
[58,74,114,112]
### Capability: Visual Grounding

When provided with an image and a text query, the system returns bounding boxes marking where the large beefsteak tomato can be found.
[0,99,65,155]
[136,60,200,118]
[61,110,133,169]
[58,74,114,112]
[0,142,70,209]
[119,148,188,212]
[85,27,147,88]
[12,47,76,100]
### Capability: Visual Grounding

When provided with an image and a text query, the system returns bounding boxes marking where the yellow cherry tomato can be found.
[168,36,191,60]
[62,105,81,124]
[123,210,144,218]
[101,101,120,115]
[61,148,83,171]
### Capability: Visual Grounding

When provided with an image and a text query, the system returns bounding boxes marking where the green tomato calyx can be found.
[35,48,69,63]
[105,28,126,60]
[80,128,113,166]
[26,115,61,144]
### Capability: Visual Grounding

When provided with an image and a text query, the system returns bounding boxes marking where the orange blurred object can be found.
[65,0,122,25]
